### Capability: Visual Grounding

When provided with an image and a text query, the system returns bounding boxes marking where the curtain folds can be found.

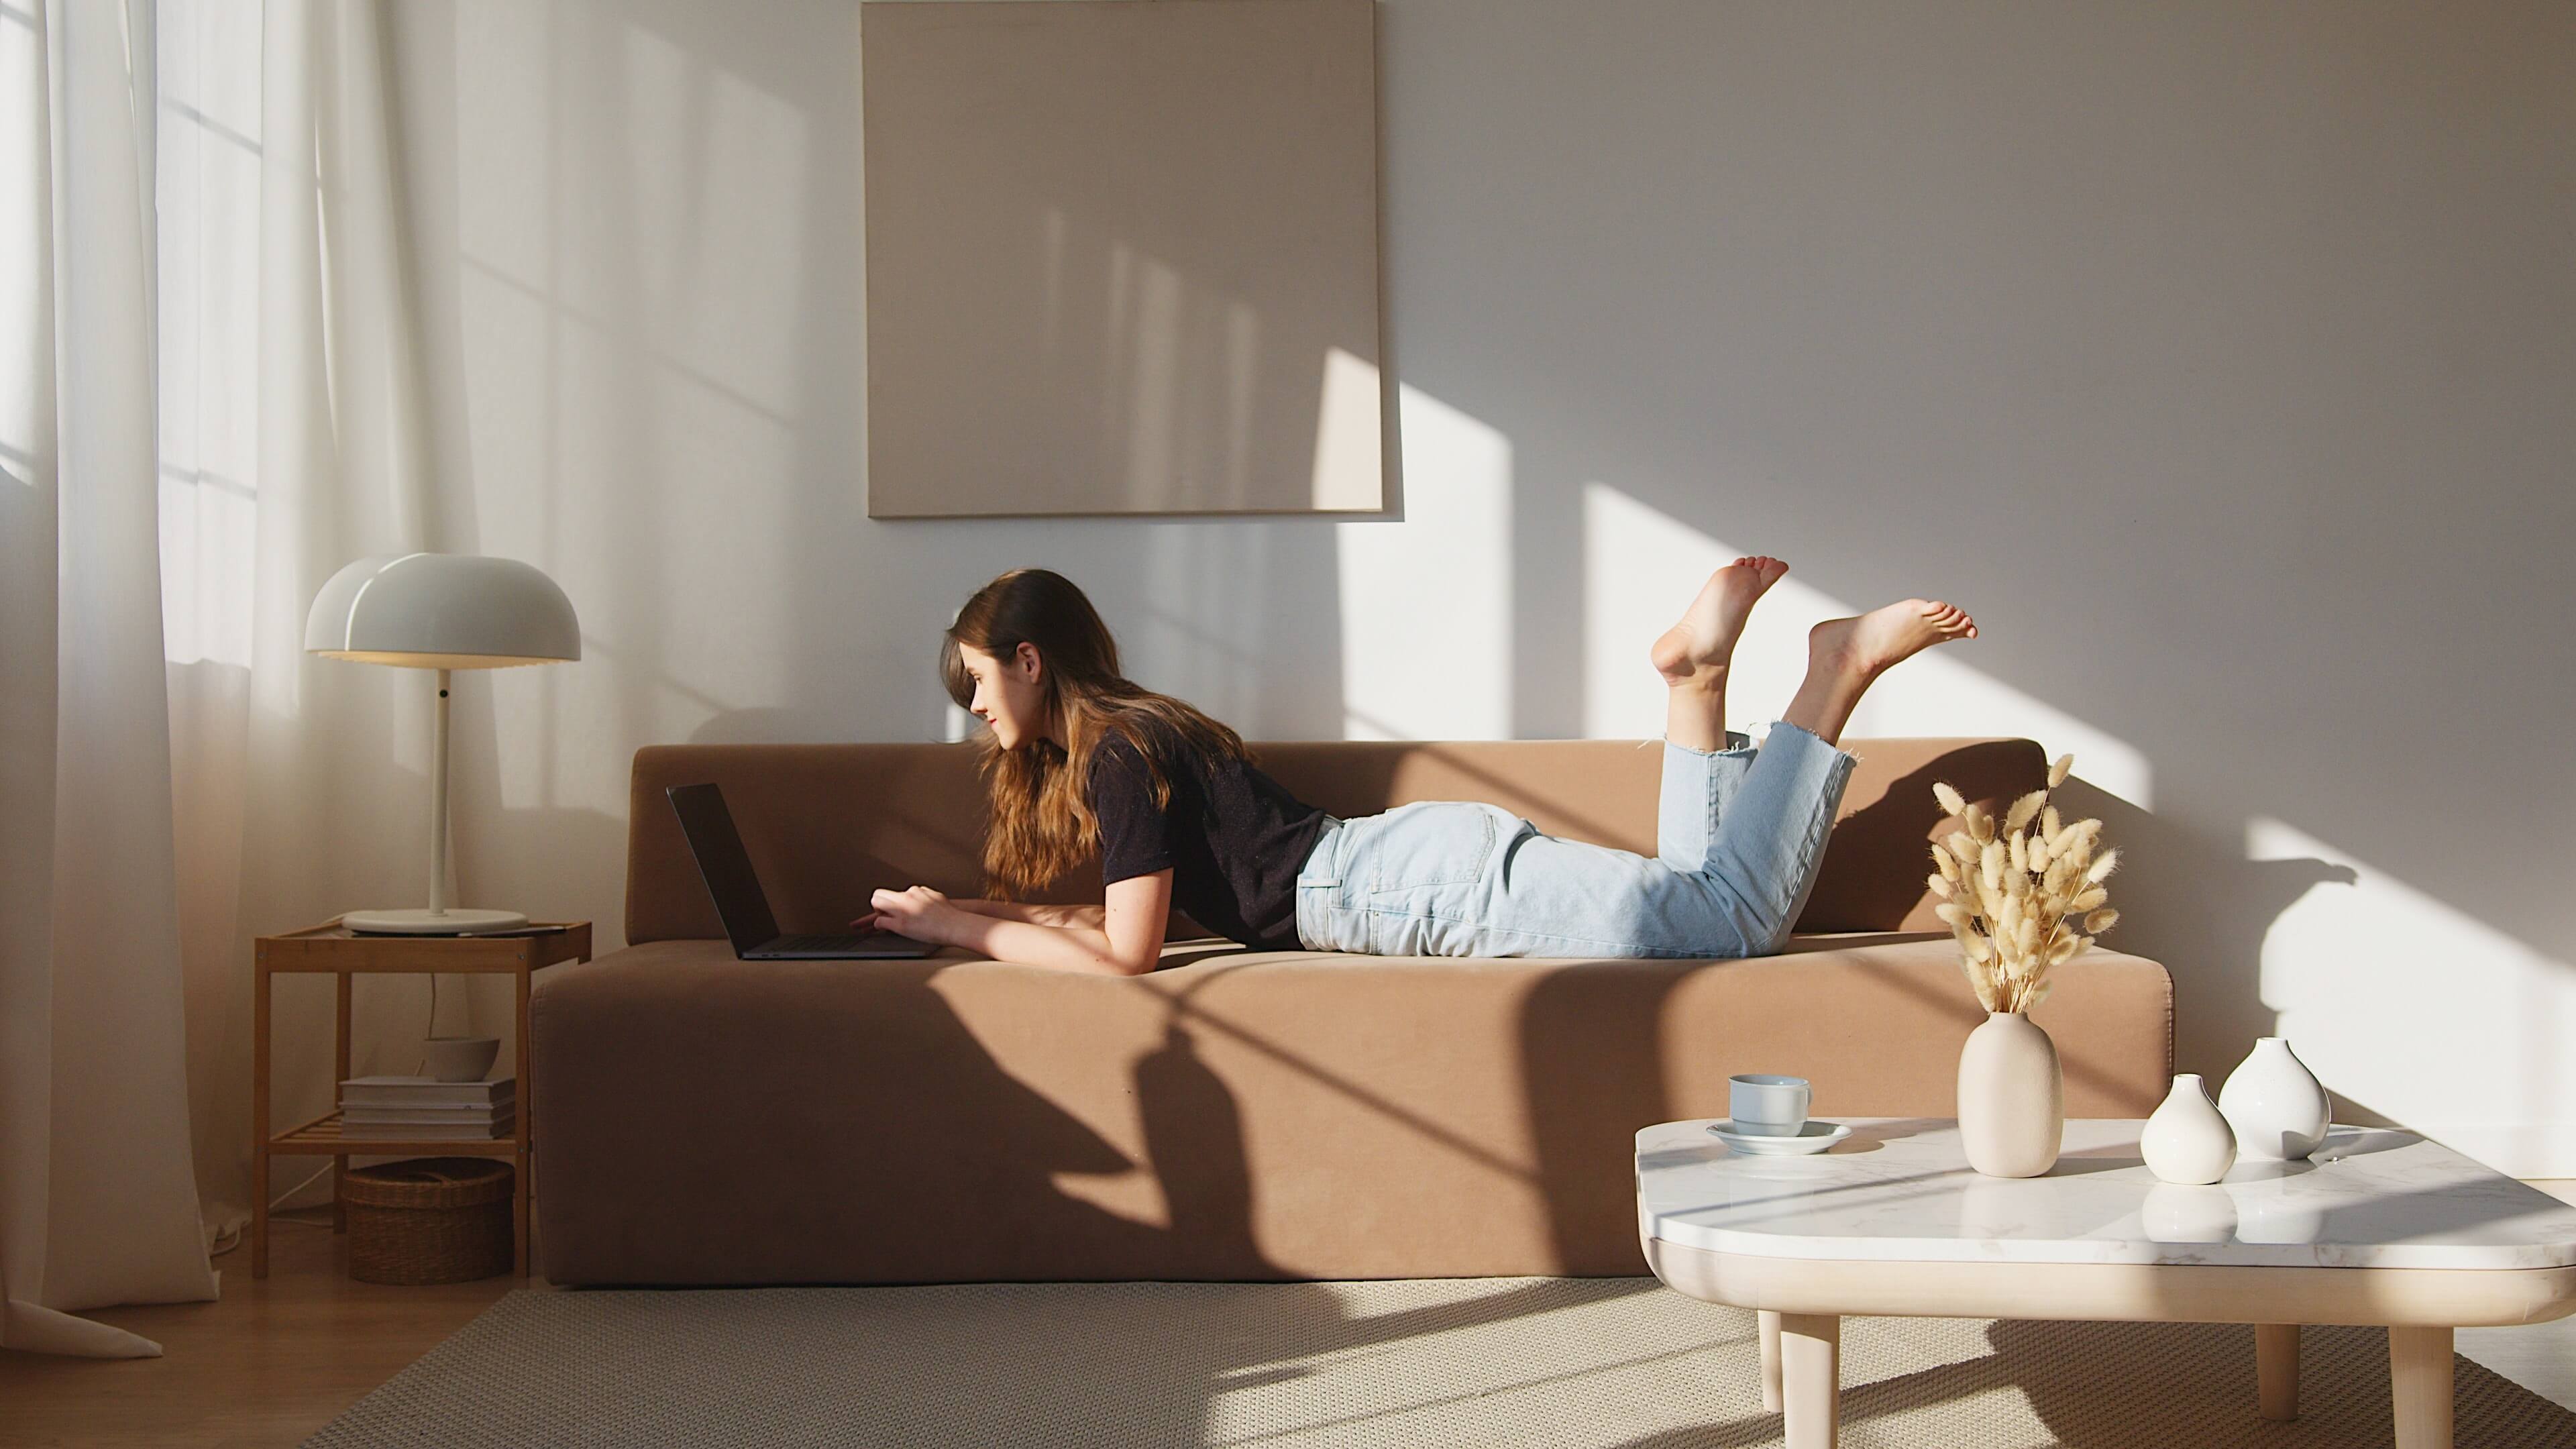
[3,0,435,1358]
[2,0,221,1360]
[170,0,437,1252]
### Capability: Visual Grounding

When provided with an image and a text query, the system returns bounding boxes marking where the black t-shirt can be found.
[1086,720,1328,951]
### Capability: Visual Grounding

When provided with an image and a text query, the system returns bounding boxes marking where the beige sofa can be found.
[531,737,2171,1286]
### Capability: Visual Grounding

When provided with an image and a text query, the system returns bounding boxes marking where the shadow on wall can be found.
[1378,1,2572,1153]
[2055,778,2361,1104]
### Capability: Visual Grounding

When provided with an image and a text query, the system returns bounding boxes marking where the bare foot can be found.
[1807,598,1978,680]
[1652,556,1789,686]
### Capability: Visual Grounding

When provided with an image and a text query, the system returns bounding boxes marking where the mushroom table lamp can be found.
[304,553,580,934]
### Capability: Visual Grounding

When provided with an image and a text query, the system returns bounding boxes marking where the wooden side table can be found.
[251,920,592,1279]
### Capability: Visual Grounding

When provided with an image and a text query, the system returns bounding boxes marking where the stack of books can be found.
[339,1075,517,1140]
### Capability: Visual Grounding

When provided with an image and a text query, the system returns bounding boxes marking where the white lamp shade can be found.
[304,553,581,669]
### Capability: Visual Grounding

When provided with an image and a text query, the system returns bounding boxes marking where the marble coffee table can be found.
[1637,1117,2576,1448]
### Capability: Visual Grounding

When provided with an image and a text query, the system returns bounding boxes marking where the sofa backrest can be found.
[625,737,2045,945]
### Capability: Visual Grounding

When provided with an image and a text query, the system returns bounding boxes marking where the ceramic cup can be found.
[1728,1073,1811,1136]
[425,1035,500,1083]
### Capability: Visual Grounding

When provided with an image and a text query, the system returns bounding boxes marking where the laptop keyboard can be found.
[765,932,896,953]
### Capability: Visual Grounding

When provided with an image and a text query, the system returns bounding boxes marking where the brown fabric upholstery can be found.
[533,934,2170,1286]
[623,736,2048,944]
[541,736,2169,1287]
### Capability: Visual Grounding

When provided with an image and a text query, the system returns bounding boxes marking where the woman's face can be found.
[957,642,1053,750]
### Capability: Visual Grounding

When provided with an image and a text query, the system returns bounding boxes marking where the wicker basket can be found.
[343,1157,513,1285]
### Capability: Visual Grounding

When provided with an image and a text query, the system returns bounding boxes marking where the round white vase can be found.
[2140,1073,2237,1185]
[1957,1011,2063,1177]
[2217,1036,2331,1162]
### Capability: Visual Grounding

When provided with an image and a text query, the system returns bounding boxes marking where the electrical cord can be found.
[205,1161,340,1258]
[213,973,470,1259]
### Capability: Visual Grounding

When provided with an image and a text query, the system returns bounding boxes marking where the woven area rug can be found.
[306,1277,2576,1447]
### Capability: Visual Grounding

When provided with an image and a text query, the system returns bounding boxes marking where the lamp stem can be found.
[429,668,451,916]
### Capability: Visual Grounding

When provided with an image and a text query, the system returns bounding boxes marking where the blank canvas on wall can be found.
[861,0,1384,518]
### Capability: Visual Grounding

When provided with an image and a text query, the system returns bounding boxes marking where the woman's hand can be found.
[859,885,957,943]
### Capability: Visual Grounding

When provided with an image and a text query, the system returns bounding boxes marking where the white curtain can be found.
[3,0,435,1358]
[2,0,221,1358]
[161,0,439,1256]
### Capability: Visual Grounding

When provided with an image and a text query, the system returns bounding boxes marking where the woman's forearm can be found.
[951,898,1104,930]
[945,914,1138,975]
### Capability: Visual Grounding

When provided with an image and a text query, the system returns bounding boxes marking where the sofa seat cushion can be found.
[531,935,2169,1285]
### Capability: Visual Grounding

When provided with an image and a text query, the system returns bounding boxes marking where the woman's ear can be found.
[1014,639,1044,684]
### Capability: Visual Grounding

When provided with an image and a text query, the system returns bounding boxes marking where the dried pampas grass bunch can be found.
[1928,753,2118,1014]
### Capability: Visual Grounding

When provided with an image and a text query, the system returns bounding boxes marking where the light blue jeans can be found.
[1291,721,1858,959]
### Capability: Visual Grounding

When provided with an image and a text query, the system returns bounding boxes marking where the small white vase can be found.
[1957,1011,2063,1177]
[2140,1073,2237,1185]
[2218,1036,2331,1162]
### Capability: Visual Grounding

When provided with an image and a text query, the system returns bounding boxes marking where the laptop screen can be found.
[667,783,784,954]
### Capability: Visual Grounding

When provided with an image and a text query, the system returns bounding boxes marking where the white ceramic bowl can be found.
[425,1036,500,1083]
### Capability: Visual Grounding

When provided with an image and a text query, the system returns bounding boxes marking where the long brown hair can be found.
[942,568,1248,898]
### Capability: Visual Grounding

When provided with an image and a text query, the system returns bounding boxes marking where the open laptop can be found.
[667,782,940,959]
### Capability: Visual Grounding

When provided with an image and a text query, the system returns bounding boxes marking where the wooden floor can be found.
[0,1208,545,1449]
[6,1187,2574,1449]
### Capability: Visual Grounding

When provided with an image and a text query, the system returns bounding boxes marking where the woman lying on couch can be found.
[853,564,1974,975]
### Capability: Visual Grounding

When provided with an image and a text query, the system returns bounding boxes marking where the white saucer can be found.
[1707,1120,1853,1155]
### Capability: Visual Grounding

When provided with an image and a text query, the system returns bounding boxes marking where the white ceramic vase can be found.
[2140,1073,2237,1185]
[1957,1011,2063,1177]
[2218,1036,2330,1161]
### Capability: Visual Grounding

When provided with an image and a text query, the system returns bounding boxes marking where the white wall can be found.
[376,1,2575,1172]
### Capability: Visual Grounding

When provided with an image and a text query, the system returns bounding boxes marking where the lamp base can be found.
[343,907,531,936]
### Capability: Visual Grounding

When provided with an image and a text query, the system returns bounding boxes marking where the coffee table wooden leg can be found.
[1779,1313,1839,1449]
[2390,1326,2453,1449]
[2256,1322,2299,1420]
[1759,1309,1783,1411]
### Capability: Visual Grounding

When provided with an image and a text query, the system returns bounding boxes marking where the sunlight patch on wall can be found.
[1104,240,1188,508]
[1859,641,2153,810]
[2247,815,2573,1177]
[1335,384,1511,740]
[1311,347,1383,510]
[1025,209,1275,513]
[1579,484,2153,807]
